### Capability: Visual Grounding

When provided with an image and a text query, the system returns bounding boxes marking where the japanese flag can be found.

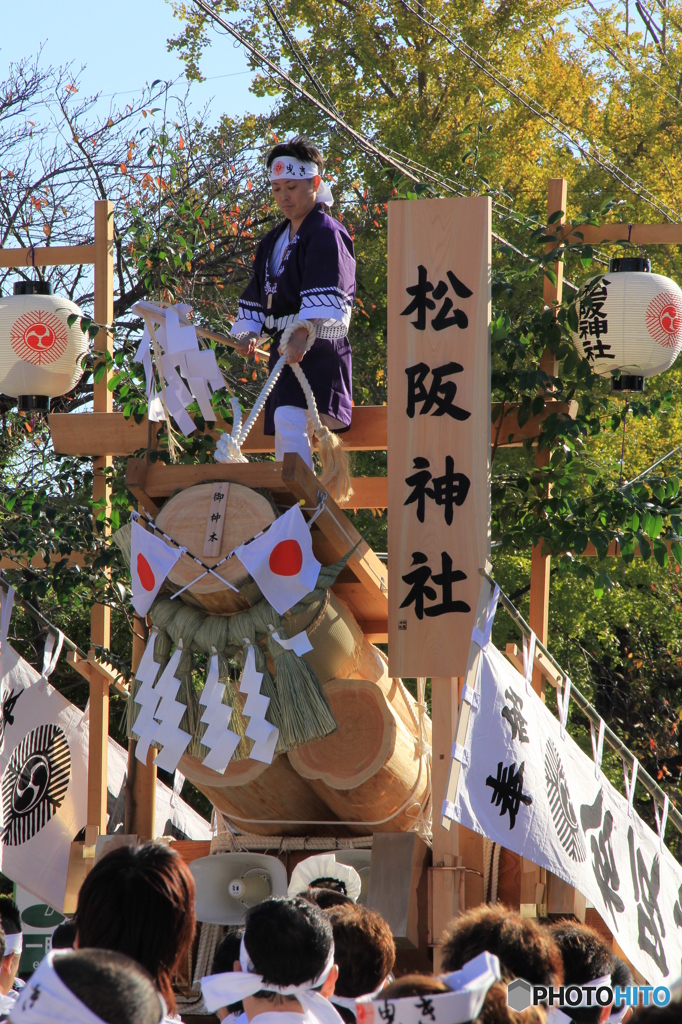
[235,505,321,615]
[130,521,182,616]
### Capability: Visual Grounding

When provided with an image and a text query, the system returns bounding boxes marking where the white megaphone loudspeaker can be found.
[190,853,288,925]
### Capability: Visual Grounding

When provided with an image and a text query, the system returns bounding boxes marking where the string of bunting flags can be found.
[442,578,682,986]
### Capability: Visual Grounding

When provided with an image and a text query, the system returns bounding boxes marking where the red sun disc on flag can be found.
[269,539,303,576]
[137,553,156,591]
[645,292,682,348]
[10,310,68,366]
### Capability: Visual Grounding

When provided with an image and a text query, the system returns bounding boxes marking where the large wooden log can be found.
[155,482,275,613]
[184,753,358,838]
[288,674,432,832]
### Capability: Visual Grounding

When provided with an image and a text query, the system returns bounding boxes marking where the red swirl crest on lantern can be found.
[10,310,68,366]
[645,291,682,349]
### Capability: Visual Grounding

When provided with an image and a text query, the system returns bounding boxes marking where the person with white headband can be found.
[231,136,355,470]
[355,951,501,1024]
[0,899,24,1011]
[201,896,342,1024]
[7,948,165,1024]
[549,922,615,1024]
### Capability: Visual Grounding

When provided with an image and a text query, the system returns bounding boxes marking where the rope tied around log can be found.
[215,320,353,502]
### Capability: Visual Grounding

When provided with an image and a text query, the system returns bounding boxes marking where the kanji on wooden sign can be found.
[203,483,229,558]
[388,197,491,677]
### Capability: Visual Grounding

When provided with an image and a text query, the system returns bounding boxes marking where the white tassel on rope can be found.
[215,320,353,503]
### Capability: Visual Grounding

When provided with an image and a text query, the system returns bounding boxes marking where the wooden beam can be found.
[504,642,563,691]
[555,223,682,246]
[126,614,157,841]
[0,244,96,269]
[50,399,575,458]
[281,453,389,627]
[124,458,388,510]
[0,551,86,571]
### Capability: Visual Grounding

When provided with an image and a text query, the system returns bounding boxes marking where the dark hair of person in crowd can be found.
[549,922,615,1024]
[611,958,634,1024]
[75,842,196,1014]
[211,926,245,1019]
[611,957,633,991]
[328,904,395,1024]
[265,136,325,175]
[441,905,563,987]
[53,949,163,1024]
[52,918,79,950]
[477,982,547,1024]
[380,974,546,1024]
[381,975,450,998]
[244,896,333,1002]
[0,898,21,936]
[304,886,355,910]
[0,897,21,998]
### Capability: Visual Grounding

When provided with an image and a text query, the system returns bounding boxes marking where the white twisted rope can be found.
[215,320,317,464]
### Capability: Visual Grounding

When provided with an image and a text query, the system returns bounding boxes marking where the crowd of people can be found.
[0,841,677,1024]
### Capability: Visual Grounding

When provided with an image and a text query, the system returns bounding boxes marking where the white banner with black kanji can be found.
[0,643,88,912]
[445,642,682,985]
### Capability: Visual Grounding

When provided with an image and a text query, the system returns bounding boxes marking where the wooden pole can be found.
[125,613,157,841]
[528,178,567,697]
[523,178,567,917]
[86,199,114,845]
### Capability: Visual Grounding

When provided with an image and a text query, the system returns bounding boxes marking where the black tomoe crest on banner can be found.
[1,724,71,846]
[544,739,586,863]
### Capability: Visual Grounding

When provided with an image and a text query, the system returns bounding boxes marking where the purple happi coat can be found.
[231,203,355,435]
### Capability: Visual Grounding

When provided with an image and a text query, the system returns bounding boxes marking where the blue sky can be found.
[1,0,275,122]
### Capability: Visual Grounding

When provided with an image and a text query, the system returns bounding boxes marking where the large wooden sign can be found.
[388,197,491,678]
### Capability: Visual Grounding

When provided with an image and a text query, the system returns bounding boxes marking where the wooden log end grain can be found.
[189,754,363,837]
[288,677,431,832]
[155,483,275,613]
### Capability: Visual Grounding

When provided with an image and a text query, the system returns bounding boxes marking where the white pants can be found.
[274,406,313,469]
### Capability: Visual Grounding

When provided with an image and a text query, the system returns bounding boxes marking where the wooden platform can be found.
[126,453,389,641]
[49,399,576,456]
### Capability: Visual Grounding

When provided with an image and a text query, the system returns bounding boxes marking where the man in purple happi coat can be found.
[231,136,355,468]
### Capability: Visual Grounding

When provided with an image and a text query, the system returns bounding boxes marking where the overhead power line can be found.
[190,0,582,286]
[399,0,682,223]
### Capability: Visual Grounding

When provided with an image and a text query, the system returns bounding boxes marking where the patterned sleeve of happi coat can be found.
[231,239,267,338]
[299,224,356,340]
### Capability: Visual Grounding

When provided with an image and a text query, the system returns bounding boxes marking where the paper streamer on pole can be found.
[134,302,225,436]
[199,652,241,773]
[268,628,313,657]
[134,645,183,764]
[239,645,279,764]
[152,662,193,773]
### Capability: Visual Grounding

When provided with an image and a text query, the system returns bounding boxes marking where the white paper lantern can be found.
[571,258,682,388]
[0,282,88,412]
